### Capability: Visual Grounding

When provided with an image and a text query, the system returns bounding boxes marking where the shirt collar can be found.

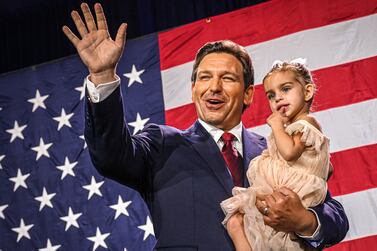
[198,119,243,144]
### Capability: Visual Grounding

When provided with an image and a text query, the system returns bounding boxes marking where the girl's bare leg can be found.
[227,213,253,251]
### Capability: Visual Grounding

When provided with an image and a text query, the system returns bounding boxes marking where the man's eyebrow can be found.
[222,71,239,76]
[197,70,211,74]
[197,70,238,75]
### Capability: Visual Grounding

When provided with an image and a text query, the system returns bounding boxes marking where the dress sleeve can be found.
[285,120,326,152]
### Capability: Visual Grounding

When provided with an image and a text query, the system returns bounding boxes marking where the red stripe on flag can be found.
[165,103,197,129]
[158,0,377,70]
[326,235,377,251]
[328,144,377,197]
[165,56,377,129]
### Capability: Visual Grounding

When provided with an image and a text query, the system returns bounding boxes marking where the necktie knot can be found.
[222,132,235,143]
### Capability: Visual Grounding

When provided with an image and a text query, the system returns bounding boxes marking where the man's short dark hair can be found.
[191,40,254,89]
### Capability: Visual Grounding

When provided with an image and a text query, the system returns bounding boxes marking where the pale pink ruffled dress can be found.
[221,120,330,251]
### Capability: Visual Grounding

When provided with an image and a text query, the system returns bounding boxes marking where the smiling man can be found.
[63,3,348,250]
[191,51,254,131]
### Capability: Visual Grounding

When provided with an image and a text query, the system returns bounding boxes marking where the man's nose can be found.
[209,77,222,92]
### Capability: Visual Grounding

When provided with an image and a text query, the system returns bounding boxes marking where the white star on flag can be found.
[9,169,30,191]
[123,64,145,87]
[53,108,74,131]
[35,187,56,211]
[60,207,82,231]
[6,121,27,142]
[39,239,61,251]
[87,227,110,251]
[28,89,49,112]
[83,176,104,199]
[138,216,155,241]
[0,204,8,219]
[79,135,87,149]
[56,157,77,180]
[128,113,150,135]
[75,82,86,100]
[109,195,132,219]
[0,154,5,169]
[31,138,53,160]
[12,218,34,242]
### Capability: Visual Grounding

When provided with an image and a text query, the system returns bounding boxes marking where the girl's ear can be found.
[304,83,315,102]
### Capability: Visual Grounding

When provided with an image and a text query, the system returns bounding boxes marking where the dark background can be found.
[0,0,267,75]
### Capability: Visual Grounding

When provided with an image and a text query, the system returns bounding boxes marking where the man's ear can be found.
[304,83,315,102]
[243,85,254,106]
[191,82,195,102]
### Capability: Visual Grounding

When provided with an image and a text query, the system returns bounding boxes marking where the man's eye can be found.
[223,76,235,81]
[199,75,210,80]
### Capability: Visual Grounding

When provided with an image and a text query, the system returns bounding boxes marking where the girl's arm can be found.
[267,112,307,162]
[271,123,305,162]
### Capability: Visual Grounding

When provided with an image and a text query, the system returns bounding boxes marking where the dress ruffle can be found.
[285,120,327,152]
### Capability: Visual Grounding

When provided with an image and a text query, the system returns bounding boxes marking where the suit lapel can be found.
[185,121,233,196]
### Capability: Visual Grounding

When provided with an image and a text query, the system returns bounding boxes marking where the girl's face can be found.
[263,70,314,122]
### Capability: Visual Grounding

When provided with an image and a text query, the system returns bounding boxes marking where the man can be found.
[63,3,348,250]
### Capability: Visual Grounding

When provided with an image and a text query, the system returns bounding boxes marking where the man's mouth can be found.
[205,99,225,109]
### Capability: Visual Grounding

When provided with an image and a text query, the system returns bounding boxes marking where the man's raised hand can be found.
[62,3,127,84]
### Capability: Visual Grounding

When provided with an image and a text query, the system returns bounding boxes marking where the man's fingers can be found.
[115,23,127,49]
[275,187,296,198]
[255,198,268,215]
[95,3,108,31]
[81,3,97,32]
[71,10,88,38]
[256,194,267,201]
[62,26,80,48]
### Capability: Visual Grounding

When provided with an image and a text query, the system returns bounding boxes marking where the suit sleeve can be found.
[84,86,163,194]
[308,192,349,249]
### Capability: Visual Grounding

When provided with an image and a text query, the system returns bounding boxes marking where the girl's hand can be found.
[267,112,288,128]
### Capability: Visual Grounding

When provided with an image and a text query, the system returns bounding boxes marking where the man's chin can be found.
[201,116,224,127]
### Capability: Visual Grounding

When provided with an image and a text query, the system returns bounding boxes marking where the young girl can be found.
[221,59,331,251]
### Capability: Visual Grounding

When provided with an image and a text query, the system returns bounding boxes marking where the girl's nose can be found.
[275,93,283,102]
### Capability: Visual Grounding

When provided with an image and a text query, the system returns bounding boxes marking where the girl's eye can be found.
[282,86,291,92]
[267,93,275,100]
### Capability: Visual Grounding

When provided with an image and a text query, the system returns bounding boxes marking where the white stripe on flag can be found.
[249,13,377,84]
[161,14,377,110]
[335,188,377,241]
[249,98,377,153]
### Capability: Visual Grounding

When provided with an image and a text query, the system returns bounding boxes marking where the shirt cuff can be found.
[86,75,120,103]
[296,208,322,247]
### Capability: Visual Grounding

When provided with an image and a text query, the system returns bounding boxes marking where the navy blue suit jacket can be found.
[85,87,348,250]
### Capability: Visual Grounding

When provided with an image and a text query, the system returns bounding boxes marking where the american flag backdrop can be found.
[0,0,376,250]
